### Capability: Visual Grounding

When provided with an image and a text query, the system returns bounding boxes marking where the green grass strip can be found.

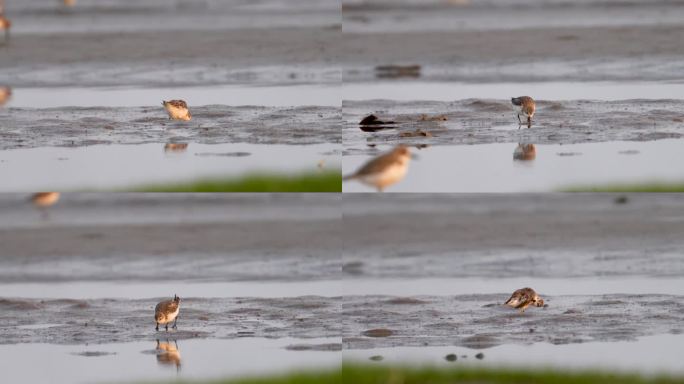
[133,170,341,192]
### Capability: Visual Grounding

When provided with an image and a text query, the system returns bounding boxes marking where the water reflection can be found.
[155,339,181,372]
[513,143,536,161]
[164,143,189,154]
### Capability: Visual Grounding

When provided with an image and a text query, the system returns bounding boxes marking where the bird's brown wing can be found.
[167,100,188,108]
[155,300,179,320]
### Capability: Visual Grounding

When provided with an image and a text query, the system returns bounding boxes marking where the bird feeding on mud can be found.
[30,192,60,219]
[0,14,10,43]
[155,295,181,331]
[162,100,192,121]
[343,145,414,192]
[511,96,536,127]
[504,287,545,313]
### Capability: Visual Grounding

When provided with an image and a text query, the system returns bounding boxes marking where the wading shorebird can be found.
[343,145,413,192]
[504,287,545,313]
[162,100,192,121]
[0,85,11,106]
[155,295,181,331]
[63,0,77,7]
[511,96,535,127]
[30,192,60,219]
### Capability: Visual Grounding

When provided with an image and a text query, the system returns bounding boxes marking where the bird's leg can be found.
[527,116,532,128]
[517,113,522,125]
[155,323,159,331]
[165,324,169,332]
[172,317,178,329]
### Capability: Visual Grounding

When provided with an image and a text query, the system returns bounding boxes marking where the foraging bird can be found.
[0,85,11,106]
[511,96,535,127]
[513,143,536,161]
[63,0,77,7]
[30,192,60,219]
[155,295,181,331]
[504,287,545,313]
[343,145,413,192]
[162,100,192,121]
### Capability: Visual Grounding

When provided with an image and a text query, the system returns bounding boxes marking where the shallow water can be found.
[0,280,344,299]
[342,81,684,101]
[0,142,339,191]
[344,334,684,375]
[10,84,340,108]
[0,337,340,384]
[343,140,684,192]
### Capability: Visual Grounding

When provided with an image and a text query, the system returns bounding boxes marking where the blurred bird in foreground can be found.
[0,85,11,106]
[343,145,413,192]
[30,192,60,220]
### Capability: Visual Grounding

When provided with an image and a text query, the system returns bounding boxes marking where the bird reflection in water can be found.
[164,143,189,154]
[513,143,536,161]
[156,339,181,372]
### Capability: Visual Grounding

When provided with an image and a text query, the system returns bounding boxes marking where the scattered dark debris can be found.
[363,329,394,338]
[614,195,629,205]
[375,64,421,79]
[445,353,457,362]
[419,114,448,121]
[399,129,432,138]
[475,352,485,360]
[369,355,384,361]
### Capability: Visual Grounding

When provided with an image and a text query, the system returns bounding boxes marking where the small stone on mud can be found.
[359,114,394,126]
[198,316,209,321]
[529,328,535,333]
[369,355,384,361]
[362,328,394,338]
[475,353,485,360]
[614,196,629,205]
[445,353,457,362]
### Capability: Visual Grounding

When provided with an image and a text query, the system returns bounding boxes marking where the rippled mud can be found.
[0,296,341,345]
[343,99,684,153]
[0,105,340,149]
[342,294,684,350]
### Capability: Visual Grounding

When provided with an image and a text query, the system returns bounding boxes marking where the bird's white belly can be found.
[165,105,188,120]
[160,307,179,324]
[360,163,408,188]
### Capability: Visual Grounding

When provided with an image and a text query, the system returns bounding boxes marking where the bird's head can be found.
[534,297,544,307]
[173,294,181,303]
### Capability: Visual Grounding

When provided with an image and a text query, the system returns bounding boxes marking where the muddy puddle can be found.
[8,84,340,108]
[0,337,340,384]
[342,294,684,350]
[0,142,339,191]
[343,139,684,192]
[344,334,684,374]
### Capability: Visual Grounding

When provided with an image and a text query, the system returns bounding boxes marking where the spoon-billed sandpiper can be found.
[511,96,535,127]
[343,145,413,192]
[162,100,192,121]
[0,86,11,106]
[504,287,545,313]
[155,295,181,331]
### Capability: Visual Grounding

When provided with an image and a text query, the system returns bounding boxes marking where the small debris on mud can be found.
[445,353,457,362]
[475,352,485,360]
[399,129,432,138]
[71,351,116,357]
[618,150,640,155]
[375,65,421,79]
[369,355,384,361]
[359,114,395,126]
[614,196,629,205]
[419,114,448,121]
[363,329,394,338]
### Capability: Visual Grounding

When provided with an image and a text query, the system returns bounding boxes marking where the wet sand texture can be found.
[0,0,340,87]
[343,294,684,350]
[342,1,684,82]
[0,193,341,282]
[0,105,340,149]
[0,296,341,345]
[342,194,684,279]
[343,99,684,151]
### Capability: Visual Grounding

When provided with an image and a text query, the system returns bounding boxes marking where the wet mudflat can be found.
[342,294,684,350]
[343,99,684,149]
[0,193,342,282]
[342,0,684,83]
[0,296,341,345]
[342,194,684,279]
[1,105,340,150]
[0,337,340,384]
